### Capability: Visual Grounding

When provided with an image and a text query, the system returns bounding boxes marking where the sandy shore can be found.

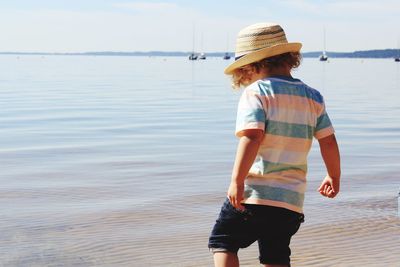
[291,217,399,266]
[2,179,399,266]
[6,196,398,267]
[239,196,399,267]
[149,194,400,267]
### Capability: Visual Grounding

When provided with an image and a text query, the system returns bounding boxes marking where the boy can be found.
[208,23,341,267]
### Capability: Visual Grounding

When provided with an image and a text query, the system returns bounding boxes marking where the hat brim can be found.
[224,42,302,75]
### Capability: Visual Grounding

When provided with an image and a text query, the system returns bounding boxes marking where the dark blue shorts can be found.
[208,198,304,265]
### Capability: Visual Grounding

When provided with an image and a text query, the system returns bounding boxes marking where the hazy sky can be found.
[1,0,399,53]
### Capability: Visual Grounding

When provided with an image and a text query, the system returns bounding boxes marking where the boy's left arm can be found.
[228,129,264,210]
[317,134,341,198]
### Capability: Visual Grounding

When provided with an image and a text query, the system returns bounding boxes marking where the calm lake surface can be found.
[1,56,399,266]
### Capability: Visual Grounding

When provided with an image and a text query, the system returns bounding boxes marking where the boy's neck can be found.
[248,65,293,85]
[265,66,292,78]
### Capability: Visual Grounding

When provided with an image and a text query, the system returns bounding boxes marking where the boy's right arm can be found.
[317,134,341,198]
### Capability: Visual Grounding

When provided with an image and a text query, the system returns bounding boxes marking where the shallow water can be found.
[1,56,399,266]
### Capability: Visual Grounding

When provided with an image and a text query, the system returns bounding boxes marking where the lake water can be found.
[1,56,399,266]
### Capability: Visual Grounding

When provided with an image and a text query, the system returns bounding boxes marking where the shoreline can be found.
[1,49,400,59]
[3,184,398,266]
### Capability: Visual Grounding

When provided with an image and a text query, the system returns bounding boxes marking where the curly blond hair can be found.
[231,52,302,89]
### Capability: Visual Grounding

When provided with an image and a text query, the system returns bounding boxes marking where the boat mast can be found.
[226,33,229,52]
[323,26,327,56]
[189,23,198,60]
[223,33,231,60]
[192,23,195,54]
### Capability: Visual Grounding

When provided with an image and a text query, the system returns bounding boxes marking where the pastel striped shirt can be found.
[236,76,335,213]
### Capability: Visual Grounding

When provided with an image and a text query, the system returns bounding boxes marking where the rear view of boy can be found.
[208,23,341,267]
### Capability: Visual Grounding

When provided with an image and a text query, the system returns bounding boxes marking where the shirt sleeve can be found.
[235,87,266,137]
[314,99,335,140]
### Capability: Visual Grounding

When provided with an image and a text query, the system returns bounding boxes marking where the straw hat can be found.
[224,22,302,74]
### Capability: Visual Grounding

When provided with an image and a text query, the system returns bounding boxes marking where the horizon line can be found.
[0,48,399,54]
[0,49,399,59]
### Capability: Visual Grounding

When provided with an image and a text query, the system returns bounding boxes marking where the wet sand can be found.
[137,194,400,267]
[2,186,398,266]
[291,216,399,266]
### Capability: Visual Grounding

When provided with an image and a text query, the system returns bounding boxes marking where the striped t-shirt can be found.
[236,76,335,213]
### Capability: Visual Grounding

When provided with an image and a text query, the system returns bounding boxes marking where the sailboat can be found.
[319,51,328,61]
[189,53,198,60]
[223,34,231,60]
[319,27,328,61]
[189,24,198,60]
[198,33,206,60]
[198,53,206,60]
[395,39,400,62]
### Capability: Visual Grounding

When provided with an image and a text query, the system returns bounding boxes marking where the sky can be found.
[0,0,399,53]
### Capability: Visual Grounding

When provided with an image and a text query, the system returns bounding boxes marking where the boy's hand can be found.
[318,175,340,198]
[227,182,245,211]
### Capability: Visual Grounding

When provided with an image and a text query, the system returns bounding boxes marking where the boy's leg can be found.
[213,251,239,267]
[256,206,304,267]
[209,199,256,266]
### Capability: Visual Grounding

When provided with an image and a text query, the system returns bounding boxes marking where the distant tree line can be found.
[302,49,400,58]
[1,49,399,58]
